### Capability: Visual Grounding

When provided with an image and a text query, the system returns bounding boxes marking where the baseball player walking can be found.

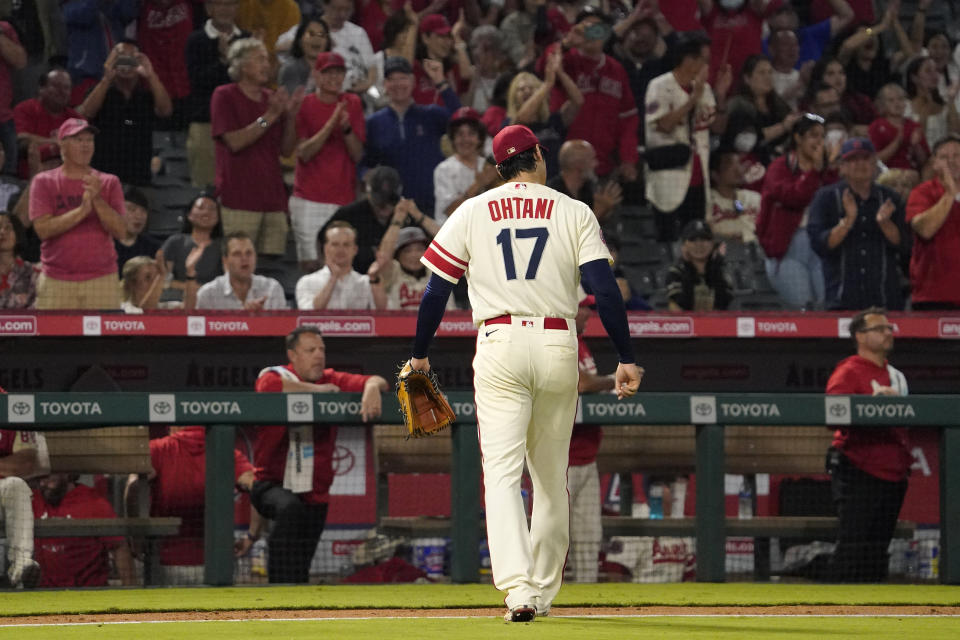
[411,124,643,622]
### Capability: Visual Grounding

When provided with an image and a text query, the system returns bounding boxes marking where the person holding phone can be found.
[76,40,173,186]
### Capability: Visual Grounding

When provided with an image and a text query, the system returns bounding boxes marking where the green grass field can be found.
[2,583,958,639]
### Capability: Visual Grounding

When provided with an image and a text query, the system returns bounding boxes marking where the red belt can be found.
[485,315,569,330]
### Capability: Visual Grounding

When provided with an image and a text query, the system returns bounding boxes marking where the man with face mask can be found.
[698,0,778,84]
[546,8,639,182]
[31,474,135,587]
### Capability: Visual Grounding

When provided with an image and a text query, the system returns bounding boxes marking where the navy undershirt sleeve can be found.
[580,259,636,364]
[411,274,456,358]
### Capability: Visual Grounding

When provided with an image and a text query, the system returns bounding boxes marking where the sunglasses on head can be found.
[803,113,825,124]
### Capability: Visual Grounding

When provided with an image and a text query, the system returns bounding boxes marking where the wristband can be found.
[256,116,269,129]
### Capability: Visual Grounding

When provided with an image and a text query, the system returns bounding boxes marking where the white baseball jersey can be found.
[644,71,716,213]
[421,181,612,325]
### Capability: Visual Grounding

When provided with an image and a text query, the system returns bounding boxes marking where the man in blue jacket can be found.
[363,57,459,218]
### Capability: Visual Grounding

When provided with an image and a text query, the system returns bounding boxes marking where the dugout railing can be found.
[3,391,958,586]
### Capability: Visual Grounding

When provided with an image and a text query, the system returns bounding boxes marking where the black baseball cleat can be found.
[504,604,537,622]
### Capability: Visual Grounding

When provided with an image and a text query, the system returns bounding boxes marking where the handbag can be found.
[644,143,692,170]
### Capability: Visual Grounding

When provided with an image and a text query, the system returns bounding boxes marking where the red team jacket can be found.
[826,355,912,482]
[254,365,371,504]
[32,484,122,587]
[149,427,253,566]
[570,337,603,466]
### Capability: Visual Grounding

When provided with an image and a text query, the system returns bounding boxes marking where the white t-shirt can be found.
[433,154,486,223]
[707,188,761,243]
[772,68,801,110]
[295,266,375,310]
[330,21,375,92]
[422,181,611,326]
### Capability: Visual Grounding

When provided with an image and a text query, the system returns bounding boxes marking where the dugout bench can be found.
[372,425,917,580]
[36,427,181,585]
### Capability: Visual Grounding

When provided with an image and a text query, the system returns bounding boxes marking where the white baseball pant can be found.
[0,477,34,577]
[473,316,578,612]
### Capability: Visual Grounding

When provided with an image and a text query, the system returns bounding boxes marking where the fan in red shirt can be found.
[546,8,639,180]
[32,474,135,587]
[821,307,910,582]
[904,134,960,310]
[699,0,782,84]
[251,326,388,583]
[126,426,255,585]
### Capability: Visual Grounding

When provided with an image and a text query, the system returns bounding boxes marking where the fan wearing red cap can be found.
[29,117,127,310]
[412,13,470,106]
[433,106,500,221]
[410,121,642,621]
[290,49,366,273]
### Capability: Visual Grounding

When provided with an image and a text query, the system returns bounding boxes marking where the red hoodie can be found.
[757,153,835,259]
[149,427,252,565]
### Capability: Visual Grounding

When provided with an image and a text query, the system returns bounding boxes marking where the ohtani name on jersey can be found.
[488,197,554,222]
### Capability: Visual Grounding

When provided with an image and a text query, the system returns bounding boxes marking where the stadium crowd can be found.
[0,0,954,313]
[0,0,958,589]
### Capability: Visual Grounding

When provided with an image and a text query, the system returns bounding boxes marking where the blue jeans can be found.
[765,227,825,309]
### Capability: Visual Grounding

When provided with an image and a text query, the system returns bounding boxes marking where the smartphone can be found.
[114,56,138,69]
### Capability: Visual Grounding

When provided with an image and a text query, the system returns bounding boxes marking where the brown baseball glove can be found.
[396,360,456,438]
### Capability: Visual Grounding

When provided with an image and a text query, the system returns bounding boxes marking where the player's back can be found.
[423,180,610,326]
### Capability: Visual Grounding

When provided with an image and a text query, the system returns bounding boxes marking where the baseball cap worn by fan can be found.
[681,219,713,242]
[395,226,428,255]
[383,56,413,77]
[419,14,452,35]
[840,137,876,160]
[492,125,542,164]
[315,51,346,72]
[367,166,403,208]
[58,118,98,141]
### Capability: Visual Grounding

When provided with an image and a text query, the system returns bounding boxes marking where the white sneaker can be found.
[8,559,41,588]
[503,604,536,622]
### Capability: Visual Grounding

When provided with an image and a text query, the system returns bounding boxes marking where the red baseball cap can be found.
[419,14,452,35]
[492,125,540,164]
[315,51,346,72]
[57,118,98,141]
[450,107,481,123]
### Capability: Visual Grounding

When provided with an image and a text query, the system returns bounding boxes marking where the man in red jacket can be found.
[253,326,387,583]
[823,306,911,582]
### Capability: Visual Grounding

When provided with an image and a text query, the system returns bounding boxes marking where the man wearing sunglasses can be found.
[814,307,910,582]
